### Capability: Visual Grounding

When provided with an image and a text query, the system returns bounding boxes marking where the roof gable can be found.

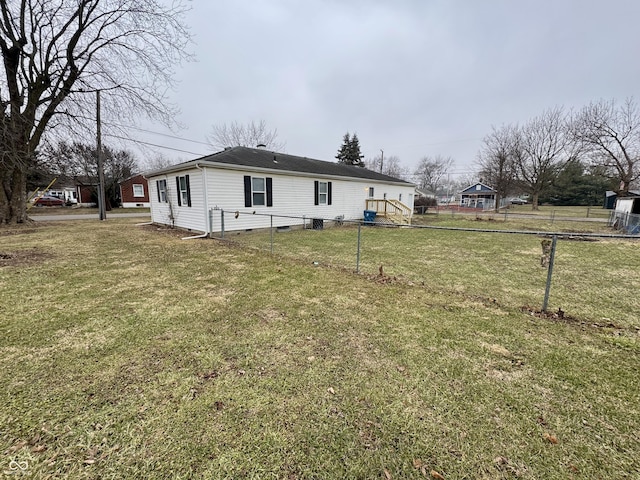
[146,146,413,185]
[460,182,495,194]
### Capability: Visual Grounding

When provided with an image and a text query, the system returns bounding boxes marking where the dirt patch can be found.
[521,305,633,332]
[0,249,51,267]
[139,223,204,239]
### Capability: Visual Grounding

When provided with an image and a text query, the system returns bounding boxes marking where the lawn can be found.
[1,218,638,478]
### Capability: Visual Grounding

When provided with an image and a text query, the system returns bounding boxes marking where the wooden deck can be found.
[365,199,412,225]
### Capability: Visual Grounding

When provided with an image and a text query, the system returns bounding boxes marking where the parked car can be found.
[509,197,528,205]
[34,195,65,206]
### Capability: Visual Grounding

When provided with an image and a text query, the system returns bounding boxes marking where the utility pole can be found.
[379,149,384,173]
[96,90,106,220]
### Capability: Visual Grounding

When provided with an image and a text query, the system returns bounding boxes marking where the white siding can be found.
[149,169,206,232]
[149,165,415,233]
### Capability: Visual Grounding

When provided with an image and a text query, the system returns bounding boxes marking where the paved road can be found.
[30,212,151,221]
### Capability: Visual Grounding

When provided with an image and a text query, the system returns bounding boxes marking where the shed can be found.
[145,146,416,234]
[612,196,640,234]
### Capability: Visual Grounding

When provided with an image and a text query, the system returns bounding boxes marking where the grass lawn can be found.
[1,219,638,478]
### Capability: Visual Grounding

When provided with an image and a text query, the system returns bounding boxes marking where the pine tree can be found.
[349,133,365,167]
[335,132,351,164]
[336,132,365,166]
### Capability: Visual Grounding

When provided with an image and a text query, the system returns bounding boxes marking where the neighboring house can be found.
[146,146,415,234]
[460,182,496,208]
[604,190,640,209]
[120,174,150,208]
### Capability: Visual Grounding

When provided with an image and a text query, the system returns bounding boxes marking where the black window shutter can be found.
[328,181,332,205]
[156,180,160,202]
[244,176,252,207]
[314,181,319,205]
[185,175,191,207]
[266,177,273,207]
[176,177,181,206]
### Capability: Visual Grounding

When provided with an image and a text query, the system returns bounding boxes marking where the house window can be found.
[175,175,191,207]
[244,176,273,207]
[252,177,266,206]
[314,181,332,205]
[368,187,374,198]
[476,185,481,191]
[156,179,167,203]
[133,184,144,197]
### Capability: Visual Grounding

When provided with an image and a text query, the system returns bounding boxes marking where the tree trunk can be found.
[0,165,28,224]
[531,192,540,210]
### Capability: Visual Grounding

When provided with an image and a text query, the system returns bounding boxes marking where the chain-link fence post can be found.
[542,235,558,312]
[270,215,274,254]
[220,209,225,239]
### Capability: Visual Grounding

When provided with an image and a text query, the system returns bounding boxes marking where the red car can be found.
[34,195,65,206]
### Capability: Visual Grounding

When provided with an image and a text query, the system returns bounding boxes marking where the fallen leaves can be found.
[327,387,336,395]
[543,432,558,444]
[412,459,444,478]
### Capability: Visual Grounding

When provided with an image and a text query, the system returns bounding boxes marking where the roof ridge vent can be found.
[256,143,267,149]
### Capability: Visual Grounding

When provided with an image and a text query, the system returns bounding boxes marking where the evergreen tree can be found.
[348,133,365,167]
[336,132,351,164]
[336,132,365,167]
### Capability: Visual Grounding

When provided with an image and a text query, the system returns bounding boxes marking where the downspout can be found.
[182,162,210,240]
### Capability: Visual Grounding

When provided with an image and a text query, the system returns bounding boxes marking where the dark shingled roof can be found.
[146,146,413,185]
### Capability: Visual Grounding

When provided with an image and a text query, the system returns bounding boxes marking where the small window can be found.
[252,177,266,206]
[476,185,481,191]
[244,176,273,207]
[175,175,191,207]
[368,187,374,198]
[157,179,167,203]
[133,184,144,197]
[399,193,402,202]
[314,181,332,205]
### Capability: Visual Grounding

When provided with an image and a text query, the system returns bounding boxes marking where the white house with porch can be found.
[145,146,415,234]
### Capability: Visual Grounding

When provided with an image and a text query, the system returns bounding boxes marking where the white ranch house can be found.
[146,146,415,234]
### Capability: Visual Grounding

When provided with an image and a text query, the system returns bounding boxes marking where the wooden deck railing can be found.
[365,198,412,225]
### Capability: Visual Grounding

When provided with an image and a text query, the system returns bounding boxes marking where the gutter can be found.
[182,162,210,240]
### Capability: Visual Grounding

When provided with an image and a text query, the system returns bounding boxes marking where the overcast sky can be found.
[130,0,640,179]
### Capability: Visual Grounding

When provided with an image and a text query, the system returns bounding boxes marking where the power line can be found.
[105,133,208,156]
[104,122,211,146]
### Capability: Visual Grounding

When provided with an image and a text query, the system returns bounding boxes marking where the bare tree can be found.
[207,120,285,152]
[571,98,640,196]
[516,107,575,210]
[477,124,519,211]
[413,155,454,193]
[0,0,191,224]
[365,154,409,180]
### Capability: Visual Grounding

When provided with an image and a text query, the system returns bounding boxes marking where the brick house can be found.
[119,174,150,208]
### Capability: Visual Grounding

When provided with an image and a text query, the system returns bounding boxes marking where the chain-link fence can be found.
[610,210,640,234]
[209,209,639,326]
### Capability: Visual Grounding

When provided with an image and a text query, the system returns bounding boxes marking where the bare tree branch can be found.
[413,155,454,194]
[207,120,286,152]
[0,0,192,223]
[570,97,640,195]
